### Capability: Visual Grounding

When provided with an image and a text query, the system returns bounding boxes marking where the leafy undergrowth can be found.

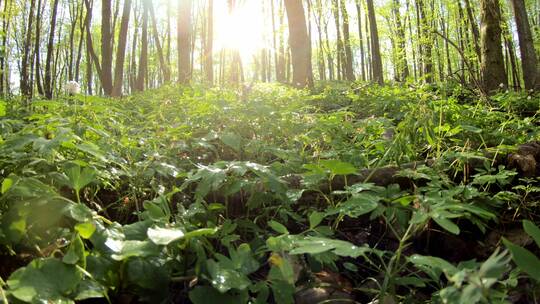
[0,83,539,303]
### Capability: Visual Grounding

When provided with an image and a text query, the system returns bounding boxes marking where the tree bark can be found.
[33,0,44,96]
[101,0,113,95]
[205,0,214,85]
[339,0,355,81]
[480,0,508,93]
[393,0,409,81]
[111,0,131,96]
[136,5,148,91]
[21,0,36,100]
[366,0,383,85]
[44,0,60,99]
[510,0,540,90]
[284,0,313,88]
[177,0,192,84]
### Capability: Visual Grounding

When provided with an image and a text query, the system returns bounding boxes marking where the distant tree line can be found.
[0,0,539,98]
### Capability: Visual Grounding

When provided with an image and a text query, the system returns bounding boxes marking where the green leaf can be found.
[75,222,96,239]
[269,221,289,234]
[7,258,82,303]
[289,236,369,258]
[308,212,325,230]
[433,217,460,235]
[319,160,357,176]
[220,132,242,152]
[207,260,251,293]
[110,240,160,261]
[63,164,97,192]
[147,226,185,245]
[1,177,13,194]
[326,195,379,218]
[63,234,86,267]
[408,255,458,277]
[503,238,540,282]
[523,220,540,248]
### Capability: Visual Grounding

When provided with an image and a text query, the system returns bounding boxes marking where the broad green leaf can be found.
[183,227,219,240]
[1,177,13,194]
[308,212,325,230]
[7,258,82,303]
[409,255,458,277]
[207,260,251,293]
[503,238,540,282]
[220,132,242,152]
[110,240,160,260]
[75,222,96,239]
[319,160,357,176]
[326,195,378,218]
[433,217,460,235]
[63,164,97,192]
[269,221,289,234]
[147,226,185,245]
[523,220,540,248]
[289,236,369,258]
[63,234,86,267]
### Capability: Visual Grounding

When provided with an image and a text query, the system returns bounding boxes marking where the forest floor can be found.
[0,82,539,303]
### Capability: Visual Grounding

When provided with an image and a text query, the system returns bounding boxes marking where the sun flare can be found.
[213,1,270,61]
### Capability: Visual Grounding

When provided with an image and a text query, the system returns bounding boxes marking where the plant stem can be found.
[0,276,9,304]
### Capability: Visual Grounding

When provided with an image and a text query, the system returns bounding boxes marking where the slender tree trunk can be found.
[34,0,44,95]
[393,0,409,81]
[178,0,192,84]
[464,0,482,60]
[21,0,36,99]
[0,0,11,96]
[111,0,131,96]
[417,0,432,83]
[480,0,508,93]
[44,0,60,99]
[340,0,355,81]
[510,0,540,90]
[99,0,113,95]
[136,5,148,91]
[366,0,383,85]
[284,0,313,88]
[332,0,344,80]
[75,3,85,81]
[355,0,366,81]
[205,0,214,84]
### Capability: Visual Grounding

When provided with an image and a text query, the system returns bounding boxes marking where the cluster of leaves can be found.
[0,83,538,303]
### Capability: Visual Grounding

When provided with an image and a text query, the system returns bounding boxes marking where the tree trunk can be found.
[366,0,383,85]
[464,0,481,61]
[136,5,148,91]
[34,0,44,96]
[510,0,540,90]
[340,0,355,81]
[393,0,409,81]
[480,0,507,93]
[101,0,113,95]
[44,0,60,99]
[177,0,192,84]
[0,0,11,96]
[283,0,313,88]
[205,0,214,84]
[355,0,366,81]
[331,0,343,80]
[111,0,131,96]
[21,0,36,100]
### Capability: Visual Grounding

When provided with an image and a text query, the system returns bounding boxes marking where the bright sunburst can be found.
[214,1,270,61]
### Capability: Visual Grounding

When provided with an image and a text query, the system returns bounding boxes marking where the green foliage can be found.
[0,83,538,303]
